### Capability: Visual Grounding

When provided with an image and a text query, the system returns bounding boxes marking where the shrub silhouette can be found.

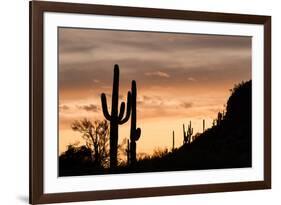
[59,145,97,176]
[152,147,169,158]
[126,139,130,165]
[101,64,132,169]
[71,119,110,168]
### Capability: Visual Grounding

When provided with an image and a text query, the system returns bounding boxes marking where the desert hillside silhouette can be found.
[59,66,251,176]
[132,81,252,173]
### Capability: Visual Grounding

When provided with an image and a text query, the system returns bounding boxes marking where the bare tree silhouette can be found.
[71,119,110,168]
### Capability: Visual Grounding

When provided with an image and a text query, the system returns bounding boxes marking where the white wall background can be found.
[0,0,279,204]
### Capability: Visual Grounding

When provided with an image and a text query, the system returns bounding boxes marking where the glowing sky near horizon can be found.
[58,28,251,156]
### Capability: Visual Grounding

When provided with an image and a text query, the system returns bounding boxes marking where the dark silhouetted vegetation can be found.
[59,145,103,176]
[71,119,109,167]
[59,65,252,176]
[59,119,110,176]
[129,80,252,173]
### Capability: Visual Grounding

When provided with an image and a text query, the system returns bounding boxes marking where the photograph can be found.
[58,28,252,176]
[29,2,271,203]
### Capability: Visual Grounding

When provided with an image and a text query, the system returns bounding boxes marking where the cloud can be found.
[145,71,170,78]
[140,95,164,107]
[143,95,162,101]
[181,102,193,109]
[93,79,100,83]
[77,104,99,112]
[58,28,251,95]
[188,77,196,82]
[137,100,144,105]
[59,104,70,111]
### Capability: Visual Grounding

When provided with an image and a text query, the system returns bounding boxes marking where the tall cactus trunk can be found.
[129,80,141,166]
[172,130,175,151]
[101,64,132,169]
[203,119,205,132]
[188,121,193,143]
[109,122,118,168]
[183,124,187,145]
[130,141,136,165]
[110,65,119,168]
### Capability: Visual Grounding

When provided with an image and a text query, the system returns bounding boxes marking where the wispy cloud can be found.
[188,77,196,82]
[145,71,170,78]
[180,102,193,109]
[59,104,70,112]
[140,95,164,107]
[93,79,100,83]
[77,104,99,112]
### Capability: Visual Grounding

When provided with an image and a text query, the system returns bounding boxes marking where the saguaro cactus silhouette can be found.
[129,80,141,166]
[183,124,187,144]
[183,121,193,145]
[217,112,223,126]
[203,119,205,132]
[172,130,175,151]
[101,64,132,169]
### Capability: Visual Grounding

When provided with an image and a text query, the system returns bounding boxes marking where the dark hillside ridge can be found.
[59,80,252,176]
[133,80,252,173]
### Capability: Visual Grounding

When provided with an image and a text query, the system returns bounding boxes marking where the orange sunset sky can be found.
[58,28,251,155]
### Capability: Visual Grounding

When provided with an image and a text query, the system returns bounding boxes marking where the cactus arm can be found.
[101,93,111,120]
[118,102,125,120]
[134,128,141,141]
[119,91,132,124]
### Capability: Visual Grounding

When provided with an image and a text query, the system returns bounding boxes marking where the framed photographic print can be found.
[30,0,271,204]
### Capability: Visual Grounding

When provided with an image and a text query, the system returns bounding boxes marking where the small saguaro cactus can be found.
[203,119,205,132]
[129,80,141,166]
[172,130,175,151]
[183,124,187,144]
[101,64,132,169]
[217,112,223,126]
[187,121,193,143]
[183,121,193,145]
